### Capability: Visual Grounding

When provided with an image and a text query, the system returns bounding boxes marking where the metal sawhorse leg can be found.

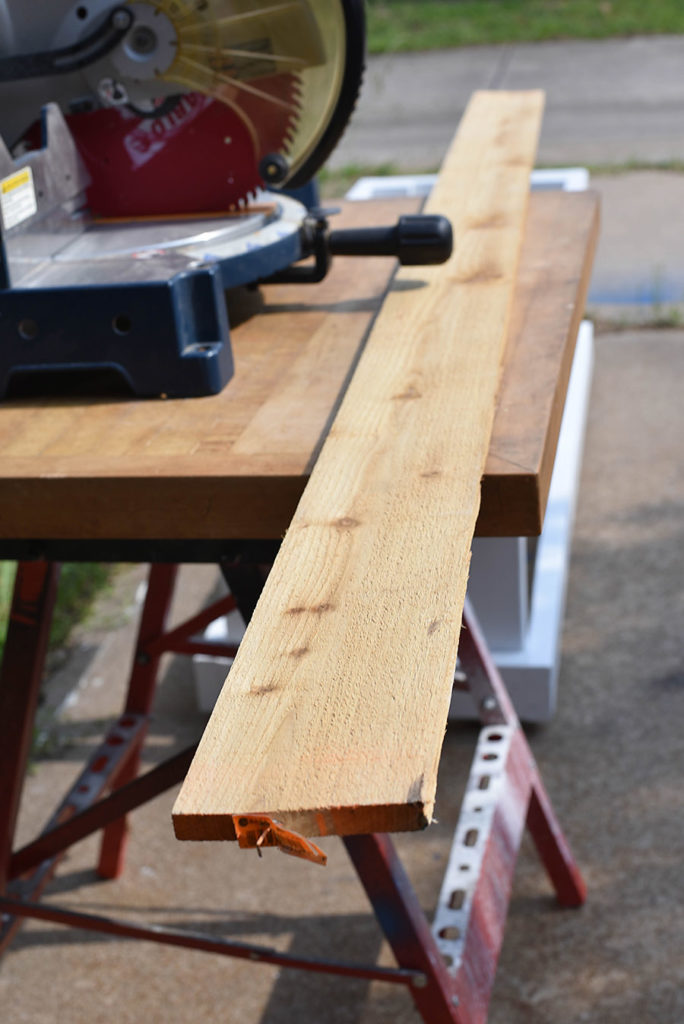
[0,562,584,1022]
[346,599,585,1023]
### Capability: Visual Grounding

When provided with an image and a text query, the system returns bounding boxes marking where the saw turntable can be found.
[0,0,451,398]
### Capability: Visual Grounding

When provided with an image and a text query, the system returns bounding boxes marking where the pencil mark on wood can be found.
[427,619,442,635]
[407,773,425,802]
[286,603,335,616]
[470,213,509,230]
[420,469,442,479]
[289,646,311,660]
[393,385,422,401]
[251,681,280,695]
[391,278,426,293]
[334,516,361,530]
[455,266,503,285]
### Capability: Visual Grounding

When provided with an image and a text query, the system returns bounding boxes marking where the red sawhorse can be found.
[0,558,585,1023]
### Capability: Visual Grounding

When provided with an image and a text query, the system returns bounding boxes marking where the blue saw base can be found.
[0,104,307,400]
[0,266,234,399]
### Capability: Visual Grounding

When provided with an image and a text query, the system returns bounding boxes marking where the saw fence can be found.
[0,92,598,1023]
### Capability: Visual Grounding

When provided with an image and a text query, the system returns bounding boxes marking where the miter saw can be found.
[0,1,451,398]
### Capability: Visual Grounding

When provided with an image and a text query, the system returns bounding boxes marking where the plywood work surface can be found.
[173,91,545,841]
[0,190,597,543]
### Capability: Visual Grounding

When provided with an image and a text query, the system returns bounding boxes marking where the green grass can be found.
[318,161,404,197]
[583,158,684,176]
[0,562,112,660]
[0,562,14,642]
[366,1,684,53]
[320,157,684,204]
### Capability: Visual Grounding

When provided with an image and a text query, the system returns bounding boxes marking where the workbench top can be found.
[0,190,597,542]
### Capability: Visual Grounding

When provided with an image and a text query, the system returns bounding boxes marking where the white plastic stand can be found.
[453,321,594,722]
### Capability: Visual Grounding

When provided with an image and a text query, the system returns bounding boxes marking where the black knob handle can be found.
[259,152,290,185]
[327,214,452,266]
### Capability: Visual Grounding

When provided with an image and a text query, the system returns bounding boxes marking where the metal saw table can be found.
[0,188,598,1022]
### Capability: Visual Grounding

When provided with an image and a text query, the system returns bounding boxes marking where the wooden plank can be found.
[0,192,596,543]
[479,188,599,536]
[173,91,545,841]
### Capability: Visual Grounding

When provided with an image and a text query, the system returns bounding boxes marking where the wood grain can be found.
[0,189,597,542]
[173,91,545,841]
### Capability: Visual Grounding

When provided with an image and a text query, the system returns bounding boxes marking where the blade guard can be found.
[234,814,327,867]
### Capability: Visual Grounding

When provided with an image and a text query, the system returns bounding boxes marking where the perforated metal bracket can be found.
[432,725,519,971]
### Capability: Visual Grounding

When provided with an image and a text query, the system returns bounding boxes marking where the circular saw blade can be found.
[133,0,363,195]
[4,0,364,215]
[65,0,339,214]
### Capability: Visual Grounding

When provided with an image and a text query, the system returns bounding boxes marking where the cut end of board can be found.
[172,799,433,842]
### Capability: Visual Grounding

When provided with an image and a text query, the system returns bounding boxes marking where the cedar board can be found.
[173,91,547,840]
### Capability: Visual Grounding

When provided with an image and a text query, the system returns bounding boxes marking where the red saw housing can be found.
[64,72,300,216]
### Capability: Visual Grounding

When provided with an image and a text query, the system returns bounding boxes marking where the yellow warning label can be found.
[0,166,37,230]
[1,168,31,195]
